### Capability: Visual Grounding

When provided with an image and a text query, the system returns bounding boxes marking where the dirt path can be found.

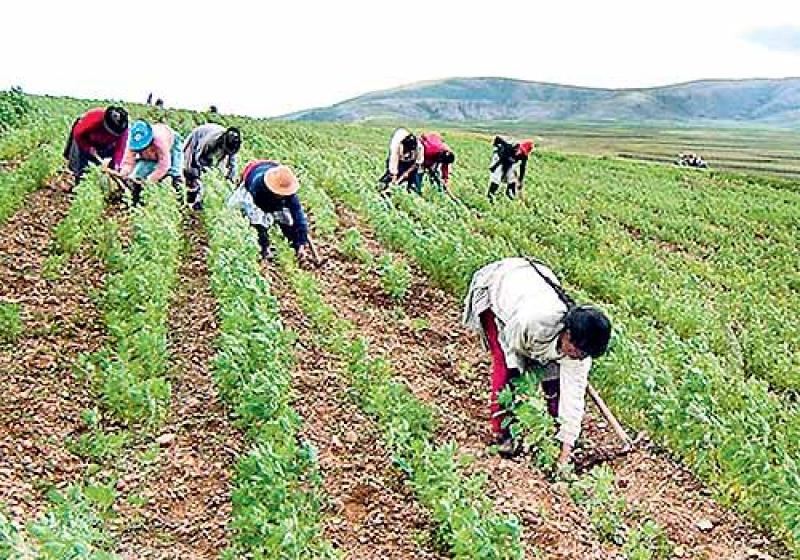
[266,265,445,559]
[0,181,106,520]
[113,215,243,559]
[299,204,786,560]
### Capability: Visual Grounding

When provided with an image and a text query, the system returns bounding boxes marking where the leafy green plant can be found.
[622,519,674,560]
[0,301,22,344]
[569,465,627,544]
[337,227,372,264]
[376,255,411,301]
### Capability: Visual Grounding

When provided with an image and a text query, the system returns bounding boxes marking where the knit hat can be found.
[263,165,299,196]
[517,140,534,157]
[223,127,241,154]
[129,120,154,151]
[103,106,128,136]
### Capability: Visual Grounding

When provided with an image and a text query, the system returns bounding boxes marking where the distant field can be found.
[452,121,800,180]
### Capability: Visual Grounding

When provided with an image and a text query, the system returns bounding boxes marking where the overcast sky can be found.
[2,0,800,117]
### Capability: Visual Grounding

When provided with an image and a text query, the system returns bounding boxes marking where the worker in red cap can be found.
[487,136,534,201]
[227,160,311,261]
[64,106,129,183]
[420,132,455,191]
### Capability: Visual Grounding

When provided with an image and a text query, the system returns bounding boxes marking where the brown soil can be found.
[290,203,787,560]
[0,181,106,519]
[112,215,243,559]
[266,266,446,559]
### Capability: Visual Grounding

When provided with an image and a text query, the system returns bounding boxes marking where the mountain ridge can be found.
[280,77,800,126]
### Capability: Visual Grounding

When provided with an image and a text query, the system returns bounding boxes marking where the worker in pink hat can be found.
[227,160,311,261]
[487,136,534,201]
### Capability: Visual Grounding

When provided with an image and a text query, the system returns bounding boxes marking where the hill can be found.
[281,77,800,126]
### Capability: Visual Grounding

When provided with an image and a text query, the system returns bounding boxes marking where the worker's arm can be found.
[225,153,238,182]
[518,156,528,184]
[441,162,450,185]
[286,194,309,250]
[147,132,172,182]
[119,146,136,177]
[110,130,128,171]
[555,357,591,464]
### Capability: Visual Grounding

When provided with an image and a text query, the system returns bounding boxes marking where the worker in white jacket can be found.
[463,257,612,462]
[378,128,425,193]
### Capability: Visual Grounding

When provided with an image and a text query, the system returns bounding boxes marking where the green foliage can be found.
[0,301,22,344]
[0,142,63,226]
[376,254,411,301]
[279,244,526,559]
[66,408,129,462]
[497,372,559,472]
[203,173,337,559]
[92,185,182,427]
[0,87,35,131]
[54,168,106,255]
[0,485,118,559]
[569,465,627,544]
[622,520,674,560]
[337,227,372,264]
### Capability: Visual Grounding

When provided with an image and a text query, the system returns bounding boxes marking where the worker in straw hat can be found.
[228,160,312,262]
[120,120,183,193]
[64,106,129,183]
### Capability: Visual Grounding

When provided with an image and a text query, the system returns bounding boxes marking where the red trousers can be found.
[480,309,559,437]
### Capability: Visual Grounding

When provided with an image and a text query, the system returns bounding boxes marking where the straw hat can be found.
[263,165,299,196]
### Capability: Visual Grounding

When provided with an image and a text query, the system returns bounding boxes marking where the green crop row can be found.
[203,173,336,560]
[0,485,118,559]
[282,148,800,555]
[86,185,182,427]
[275,234,525,559]
[0,142,62,226]
[52,167,107,256]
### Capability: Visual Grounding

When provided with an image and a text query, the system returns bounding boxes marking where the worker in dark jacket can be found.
[487,136,533,201]
[182,123,241,210]
[64,106,129,182]
[227,160,311,261]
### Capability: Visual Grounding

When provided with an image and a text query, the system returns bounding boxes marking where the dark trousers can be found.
[65,134,115,183]
[379,159,422,194]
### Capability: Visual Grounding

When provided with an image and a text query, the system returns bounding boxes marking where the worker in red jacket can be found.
[420,132,455,191]
[64,106,129,183]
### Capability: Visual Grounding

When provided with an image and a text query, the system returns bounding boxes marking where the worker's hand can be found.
[557,442,573,466]
[296,245,313,267]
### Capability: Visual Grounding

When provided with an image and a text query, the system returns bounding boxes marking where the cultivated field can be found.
[0,92,798,559]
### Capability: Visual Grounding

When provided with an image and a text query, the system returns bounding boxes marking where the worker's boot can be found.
[506,183,517,200]
[487,182,500,201]
[496,434,520,459]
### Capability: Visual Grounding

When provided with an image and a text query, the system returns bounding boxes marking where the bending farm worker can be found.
[183,123,241,210]
[463,257,611,463]
[228,160,311,262]
[487,136,533,201]
[120,120,183,190]
[64,106,129,183]
[379,128,425,194]
[420,132,455,191]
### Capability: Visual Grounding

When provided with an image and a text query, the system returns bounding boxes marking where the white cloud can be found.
[2,0,800,117]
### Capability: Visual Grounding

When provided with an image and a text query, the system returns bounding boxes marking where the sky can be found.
[2,0,800,117]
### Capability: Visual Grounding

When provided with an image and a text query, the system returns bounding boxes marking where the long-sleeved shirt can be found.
[420,132,452,183]
[388,128,424,175]
[242,160,309,249]
[463,257,590,446]
[120,124,177,182]
[182,123,237,181]
[72,108,128,170]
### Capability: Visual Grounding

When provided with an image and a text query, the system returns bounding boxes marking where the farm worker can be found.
[227,160,311,262]
[182,123,241,210]
[463,257,611,462]
[420,132,455,191]
[379,128,425,194]
[120,120,183,188]
[487,136,533,201]
[64,106,129,183]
